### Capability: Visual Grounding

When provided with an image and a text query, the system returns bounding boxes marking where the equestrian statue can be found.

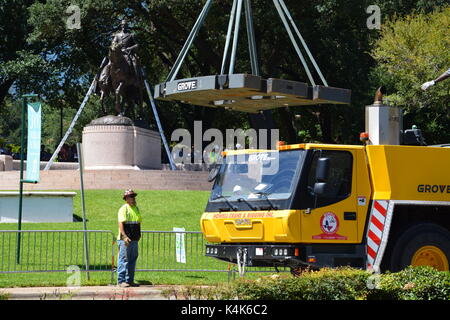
[94,19,144,120]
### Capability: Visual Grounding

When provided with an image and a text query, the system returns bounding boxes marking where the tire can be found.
[389,223,450,272]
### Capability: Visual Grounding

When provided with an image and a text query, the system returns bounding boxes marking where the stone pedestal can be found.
[82,124,161,170]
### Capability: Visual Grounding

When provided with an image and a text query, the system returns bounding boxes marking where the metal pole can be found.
[167,0,214,82]
[44,57,107,171]
[76,143,90,280]
[221,0,238,75]
[272,0,315,86]
[16,96,27,264]
[244,0,259,75]
[142,69,177,170]
[60,106,63,142]
[229,0,244,74]
[278,0,328,86]
[44,80,95,171]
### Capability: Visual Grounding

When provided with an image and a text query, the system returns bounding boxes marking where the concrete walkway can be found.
[0,285,184,300]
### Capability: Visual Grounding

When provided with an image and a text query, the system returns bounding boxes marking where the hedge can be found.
[372,266,450,300]
[174,266,450,300]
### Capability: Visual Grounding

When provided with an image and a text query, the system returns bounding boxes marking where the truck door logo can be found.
[320,212,338,234]
[312,212,348,241]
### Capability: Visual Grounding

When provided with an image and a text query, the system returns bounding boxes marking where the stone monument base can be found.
[82,120,161,170]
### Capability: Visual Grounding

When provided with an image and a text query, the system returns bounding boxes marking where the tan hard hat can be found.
[123,189,137,200]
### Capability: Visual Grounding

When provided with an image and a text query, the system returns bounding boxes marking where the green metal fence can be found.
[0,230,283,281]
[0,230,115,281]
[137,231,232,272]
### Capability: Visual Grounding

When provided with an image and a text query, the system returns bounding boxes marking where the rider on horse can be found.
[112,19,141,79]
[95,19,144,117]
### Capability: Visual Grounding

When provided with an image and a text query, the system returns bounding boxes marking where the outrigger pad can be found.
[154,74,351,113]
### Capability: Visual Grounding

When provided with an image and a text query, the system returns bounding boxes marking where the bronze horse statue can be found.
[95,40,144,119]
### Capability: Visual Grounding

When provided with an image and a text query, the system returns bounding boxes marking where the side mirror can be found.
[315,157,330,182]
[313,157,330,199]
[314,182,327,196]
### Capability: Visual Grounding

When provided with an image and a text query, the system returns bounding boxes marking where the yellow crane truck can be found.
[200,98,450,273]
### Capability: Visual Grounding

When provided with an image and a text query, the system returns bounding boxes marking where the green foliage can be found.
[0,0,54,104]
[202,267,450,300]
[0,97,21,146]
[371,7,450,144]
[0,51,51,86]
[1,1,449,149]
[198,268,370,300]
[0,292,10,300]
[372,266,450,300]
[0,96,104,153]
[372,0,450,16]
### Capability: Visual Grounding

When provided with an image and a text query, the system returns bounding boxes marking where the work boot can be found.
[118,282,130,288]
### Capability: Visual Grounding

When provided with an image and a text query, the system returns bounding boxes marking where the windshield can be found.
[210,150,304,202]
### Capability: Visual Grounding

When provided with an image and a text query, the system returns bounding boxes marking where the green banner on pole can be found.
[26,102,41,182]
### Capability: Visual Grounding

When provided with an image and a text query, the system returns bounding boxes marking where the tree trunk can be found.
[318,105,333,143]
[277,107,298,144]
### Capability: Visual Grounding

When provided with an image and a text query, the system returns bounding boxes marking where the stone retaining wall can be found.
[0,170,212,191]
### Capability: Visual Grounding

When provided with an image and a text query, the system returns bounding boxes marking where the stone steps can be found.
[0,170,212,191]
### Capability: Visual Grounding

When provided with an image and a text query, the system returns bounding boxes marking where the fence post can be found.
[77,143,90,281]
[111,235,116,285]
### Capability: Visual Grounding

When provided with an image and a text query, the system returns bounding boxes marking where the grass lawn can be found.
[0,189,275,287]
[0,189,211,233]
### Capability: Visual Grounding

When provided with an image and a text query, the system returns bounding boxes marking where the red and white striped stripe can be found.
[366,200,389,270]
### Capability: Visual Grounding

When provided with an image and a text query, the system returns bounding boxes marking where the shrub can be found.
[210,267,371,300]
[371,266,450,300]
[0,293,10,300]
[200,266,449,300]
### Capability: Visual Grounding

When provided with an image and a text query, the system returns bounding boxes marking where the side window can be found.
[307,150,353,208]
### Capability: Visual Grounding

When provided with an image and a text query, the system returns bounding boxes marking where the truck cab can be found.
[201,143,372,270]
[201,101,450,274]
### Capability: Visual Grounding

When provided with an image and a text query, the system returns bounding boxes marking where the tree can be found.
[371,7,450,144]
[2,0,448,150]
[0,0,54,107]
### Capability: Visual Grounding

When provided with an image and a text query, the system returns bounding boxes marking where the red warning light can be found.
[360,132,369,142]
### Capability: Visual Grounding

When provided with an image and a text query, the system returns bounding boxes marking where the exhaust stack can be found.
[365,87,403,145]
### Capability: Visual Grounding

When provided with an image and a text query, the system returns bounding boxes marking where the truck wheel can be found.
[390,223,450,272]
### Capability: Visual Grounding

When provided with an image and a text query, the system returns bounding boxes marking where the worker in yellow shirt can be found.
[117,189,142,287]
